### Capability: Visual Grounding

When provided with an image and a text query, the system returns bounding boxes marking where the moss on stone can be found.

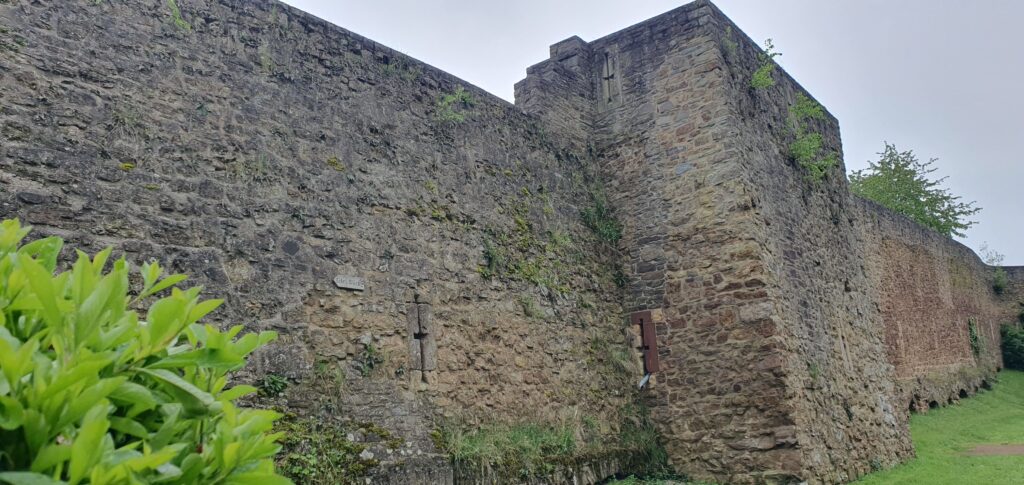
[436,404,670,481]
[274,414,397,484]
[326,156,345,171]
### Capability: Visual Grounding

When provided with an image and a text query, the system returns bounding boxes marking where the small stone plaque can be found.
[333,275,365,291]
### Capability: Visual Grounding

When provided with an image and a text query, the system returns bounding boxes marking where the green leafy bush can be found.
[435,86,475,124]
[993,267,1009,295]
[787,93,838,182]
[968,318,983,358]
[0,219,289,484]
[581,190,622,244]
[435,404,673,481]
[750,38,780,90]
[274,415,385,485]
[788,92,825,125]
[849,143,980,237]
[165,0,191,32]
[1001,325,1024,370]
[436,420,577,477]
[258,374,289,397]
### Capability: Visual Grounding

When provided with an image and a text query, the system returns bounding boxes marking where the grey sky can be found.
[282,0,1024,264]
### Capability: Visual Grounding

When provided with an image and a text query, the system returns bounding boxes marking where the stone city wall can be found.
[2,0,1020,483]
[0,0,639,481]
[854,196,1015,411]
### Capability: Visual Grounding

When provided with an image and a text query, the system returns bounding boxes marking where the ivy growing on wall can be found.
[968,318,983,358]
[750,38,780,90]
[745,38,838,182]
[166,0,191,32]
[787,93,838,182]
[435,86,475,124]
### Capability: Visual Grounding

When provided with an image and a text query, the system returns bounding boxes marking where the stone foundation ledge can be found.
[369,454,455,484]
[451,450,638,485]
[901,363,1000,413]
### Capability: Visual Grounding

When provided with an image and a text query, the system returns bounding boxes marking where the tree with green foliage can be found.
[849,143,980,237]
[0,219,290,484]
[1001,325,1024,370]
[980,242,1009,294]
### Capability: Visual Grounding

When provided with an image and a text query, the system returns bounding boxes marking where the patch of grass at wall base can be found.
[437,404,673,482]
[857,370,1024,485]
[274,414,402,485]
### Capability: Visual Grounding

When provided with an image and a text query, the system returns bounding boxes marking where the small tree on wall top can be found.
[0,219,290,484]
[850,143,980,238]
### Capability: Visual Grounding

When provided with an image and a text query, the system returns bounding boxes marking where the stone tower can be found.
[517,2,914,482]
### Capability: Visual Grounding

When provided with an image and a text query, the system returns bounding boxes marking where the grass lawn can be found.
[857,370,1024,484]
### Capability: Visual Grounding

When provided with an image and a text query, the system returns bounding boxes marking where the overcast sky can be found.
[282,0,1023,264]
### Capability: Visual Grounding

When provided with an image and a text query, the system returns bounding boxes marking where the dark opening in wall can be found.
[928,401,939,410]
[959,389,968,399]
[982,380,992,390]
[909,394,922,412]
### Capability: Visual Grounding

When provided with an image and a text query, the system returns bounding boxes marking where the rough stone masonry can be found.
[1,0,1021,483]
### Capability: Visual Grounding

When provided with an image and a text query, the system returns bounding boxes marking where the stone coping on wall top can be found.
[853,195,995,270]
[263,0,509,108]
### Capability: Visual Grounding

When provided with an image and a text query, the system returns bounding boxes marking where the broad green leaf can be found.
[17,237,63,273]
[138,369,214,416]
[139,274,187,301]
[151,462,183,483]
[0,219,32,253]
[0,472,65,485]
[144,297,187,353]
[186,299,222,326]
[175,453,204,484]
[217,385,257,402]
[109,381,158,416]
[147,348,244,371]
[222,441,241,472]
[73,271,117,348]
[119,443,183,472]
[91,248,112,276]
[29,444,71,473]
[68,404,110,485]
[20,409,49,458]
[223,472,294,485]
[149,404,182,450]
[258,331,278,347]
[15,254,63,334]
[0,396,23,430]
[56,378,124,432]
[109,416,149,439]
[0,337,38,395]
[41,356,113,401]
[0,371,10,396]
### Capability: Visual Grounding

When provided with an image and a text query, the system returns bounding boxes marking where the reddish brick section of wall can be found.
[855,197,1011,410]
